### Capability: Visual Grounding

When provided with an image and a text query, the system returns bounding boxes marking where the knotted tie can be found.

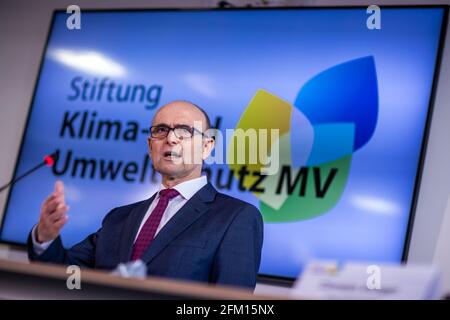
[131,188,180,260]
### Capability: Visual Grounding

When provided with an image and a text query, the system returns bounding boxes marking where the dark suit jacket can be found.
[27,182,264,289]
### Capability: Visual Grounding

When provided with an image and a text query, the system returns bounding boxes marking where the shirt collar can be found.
[158,175,207,200]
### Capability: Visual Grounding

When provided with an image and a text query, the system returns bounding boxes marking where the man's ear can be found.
[147,137,153,152]
[202,137,215,160]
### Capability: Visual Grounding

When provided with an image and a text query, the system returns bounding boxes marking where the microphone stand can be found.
[0,150,59,193]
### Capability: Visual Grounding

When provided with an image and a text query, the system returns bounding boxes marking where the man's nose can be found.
[166,129,179,144]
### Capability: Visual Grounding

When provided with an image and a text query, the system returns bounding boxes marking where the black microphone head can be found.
[51,150,60,162]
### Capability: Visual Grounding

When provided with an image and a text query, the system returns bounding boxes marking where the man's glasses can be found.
[149,125,205,140]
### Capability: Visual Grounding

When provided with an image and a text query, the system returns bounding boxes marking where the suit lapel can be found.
[118,194,156,263]
[140,182,217,264]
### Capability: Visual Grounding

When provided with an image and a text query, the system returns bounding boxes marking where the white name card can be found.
[291,260,442,300]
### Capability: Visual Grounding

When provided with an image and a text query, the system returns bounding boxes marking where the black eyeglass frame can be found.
[149,124,208,140]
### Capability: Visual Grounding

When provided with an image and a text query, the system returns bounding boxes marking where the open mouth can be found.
[163,151,182,159]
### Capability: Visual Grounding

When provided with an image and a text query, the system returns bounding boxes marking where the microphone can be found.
[0,150,60,194]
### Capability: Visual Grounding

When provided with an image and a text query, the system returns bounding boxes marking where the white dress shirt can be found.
[32,175,208,255]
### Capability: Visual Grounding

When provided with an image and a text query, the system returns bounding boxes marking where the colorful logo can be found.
[228,56,378,222]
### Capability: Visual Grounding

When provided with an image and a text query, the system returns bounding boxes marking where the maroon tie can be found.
[131,188,180,261]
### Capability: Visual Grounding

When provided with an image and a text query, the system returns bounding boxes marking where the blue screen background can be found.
[0,8,444,278]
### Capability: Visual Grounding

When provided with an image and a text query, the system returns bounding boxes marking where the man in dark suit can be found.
[28,101,264,289]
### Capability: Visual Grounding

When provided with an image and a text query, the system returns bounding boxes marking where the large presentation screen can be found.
[0,7,446,279]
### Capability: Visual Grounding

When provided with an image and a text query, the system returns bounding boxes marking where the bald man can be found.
[27,101,264,289]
